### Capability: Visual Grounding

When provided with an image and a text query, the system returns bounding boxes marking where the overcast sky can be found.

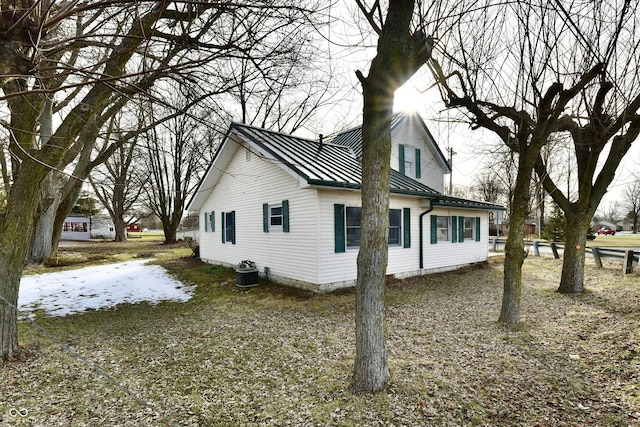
[299,2,640,214]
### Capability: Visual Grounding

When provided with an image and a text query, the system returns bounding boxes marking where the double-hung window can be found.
[464,217,474,240]
[399,144,422,179]
[263,200,290,232]
[437,216,449,241]
[346,207,362,248]
[431,215,481,244]
[335,205,409,252]
[221,211,236,244]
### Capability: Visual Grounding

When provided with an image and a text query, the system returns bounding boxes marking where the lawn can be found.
[2,241,639,426]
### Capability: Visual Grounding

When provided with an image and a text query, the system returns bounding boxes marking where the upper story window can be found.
[399,144,421,179]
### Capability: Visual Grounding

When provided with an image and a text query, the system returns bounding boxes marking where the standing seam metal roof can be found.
[229,122,503,210]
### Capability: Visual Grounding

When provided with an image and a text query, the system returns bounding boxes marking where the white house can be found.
[187,111,504,292]
[61,216,91,240]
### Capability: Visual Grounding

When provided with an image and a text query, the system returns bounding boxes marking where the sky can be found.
[308,2,640,213]
[18,260,194,318]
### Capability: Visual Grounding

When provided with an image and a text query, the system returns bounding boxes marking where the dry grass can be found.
[2,242,639,426]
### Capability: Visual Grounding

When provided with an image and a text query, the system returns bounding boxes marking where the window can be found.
[263,201,290,232]
[431,215,481,244]
[221,211,235,244]
[403,146,414,177]
[388,209,401,246]
[204,211,215,232]
[270,205,283,227]
[63,221,88,232]
[342,206,402,249]
[437,216,449,241]
[399,144,421,179]
[464,217,474,240]
[346,207,361,248]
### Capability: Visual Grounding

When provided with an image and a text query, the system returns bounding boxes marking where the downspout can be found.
[419,198,438,269]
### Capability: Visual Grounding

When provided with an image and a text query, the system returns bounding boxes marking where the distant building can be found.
[61,217,91,240]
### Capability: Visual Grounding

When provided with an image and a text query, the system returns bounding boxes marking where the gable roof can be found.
[187,118,503,212]
[326,111,452,174]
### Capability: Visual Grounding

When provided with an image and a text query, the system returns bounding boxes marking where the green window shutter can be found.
[476,217,481,242]
[334,204,345,253]
[204,212,208,232]
[451,215,458,243]
[263,203,269,233]
[230,211,236,244]
[430,215,437,244]
[221,212,225,243]
[403,208,411,248]
[210,211,215,232]
[459,216,465,242]
[399,144,405,175]
[283,200,290,232]
[415,149,421,179]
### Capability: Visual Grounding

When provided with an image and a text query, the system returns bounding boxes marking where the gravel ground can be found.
[1,255,639,426]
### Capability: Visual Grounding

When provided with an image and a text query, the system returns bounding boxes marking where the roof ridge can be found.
[232,122,355,151]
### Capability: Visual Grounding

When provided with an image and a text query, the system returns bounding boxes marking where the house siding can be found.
[391,119,446,193]
[199,142,321,285]
[316,192,489,290]
[422,207,489,271]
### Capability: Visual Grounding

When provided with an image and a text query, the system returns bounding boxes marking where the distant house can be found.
[187,111,504,292]
[61,216,91,241]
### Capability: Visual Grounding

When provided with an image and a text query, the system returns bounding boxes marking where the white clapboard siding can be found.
[391,118,447,193]
[422,208,489,271]
[316,191,430,286]
[199,143,321,285]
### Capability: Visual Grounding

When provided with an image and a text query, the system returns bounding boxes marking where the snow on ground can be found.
[18,260,194,318]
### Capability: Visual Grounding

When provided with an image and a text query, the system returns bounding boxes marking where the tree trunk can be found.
[113,215,128,242]
[558,212,590,293]
[351,0,432,392]
[353,90,392,392]
[0,164,43,359]
[30,174,62,264]
[499,155,535,327]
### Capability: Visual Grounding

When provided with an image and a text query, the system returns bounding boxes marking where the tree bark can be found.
[354,85,393,392]
[353,0,432,392]
[30,174,61,264]
[498,154,535,327]
[0,161,45,359]
[557,210,591,293]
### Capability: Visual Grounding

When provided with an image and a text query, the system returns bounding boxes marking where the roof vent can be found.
[319,133,323,148]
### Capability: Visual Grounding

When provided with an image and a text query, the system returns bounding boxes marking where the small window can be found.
[464,217,474,240]
[346,207,361,248]
[388,209,401,246]
[270,204,283,227]
[437,216,449,241]
[223,211,235,244]
[403,146,414,177]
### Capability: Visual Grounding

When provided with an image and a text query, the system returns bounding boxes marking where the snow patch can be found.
[18,259,193,318]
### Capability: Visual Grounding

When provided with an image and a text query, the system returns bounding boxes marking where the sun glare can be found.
[393,85,424,112]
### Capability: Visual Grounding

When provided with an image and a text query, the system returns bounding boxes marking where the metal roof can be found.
[187,118,504,212]
[231,123,443,197]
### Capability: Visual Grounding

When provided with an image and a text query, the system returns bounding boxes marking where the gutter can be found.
[419,198,439,269]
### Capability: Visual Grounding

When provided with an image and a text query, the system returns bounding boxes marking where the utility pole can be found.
[448,146,456,195]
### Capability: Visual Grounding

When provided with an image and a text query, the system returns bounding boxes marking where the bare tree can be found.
[0,0,327,360]
[90,115,148,242]
[622,181,640,233]
[139,95,213,244]
[353,0,433,392]
[430,0,640,324]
